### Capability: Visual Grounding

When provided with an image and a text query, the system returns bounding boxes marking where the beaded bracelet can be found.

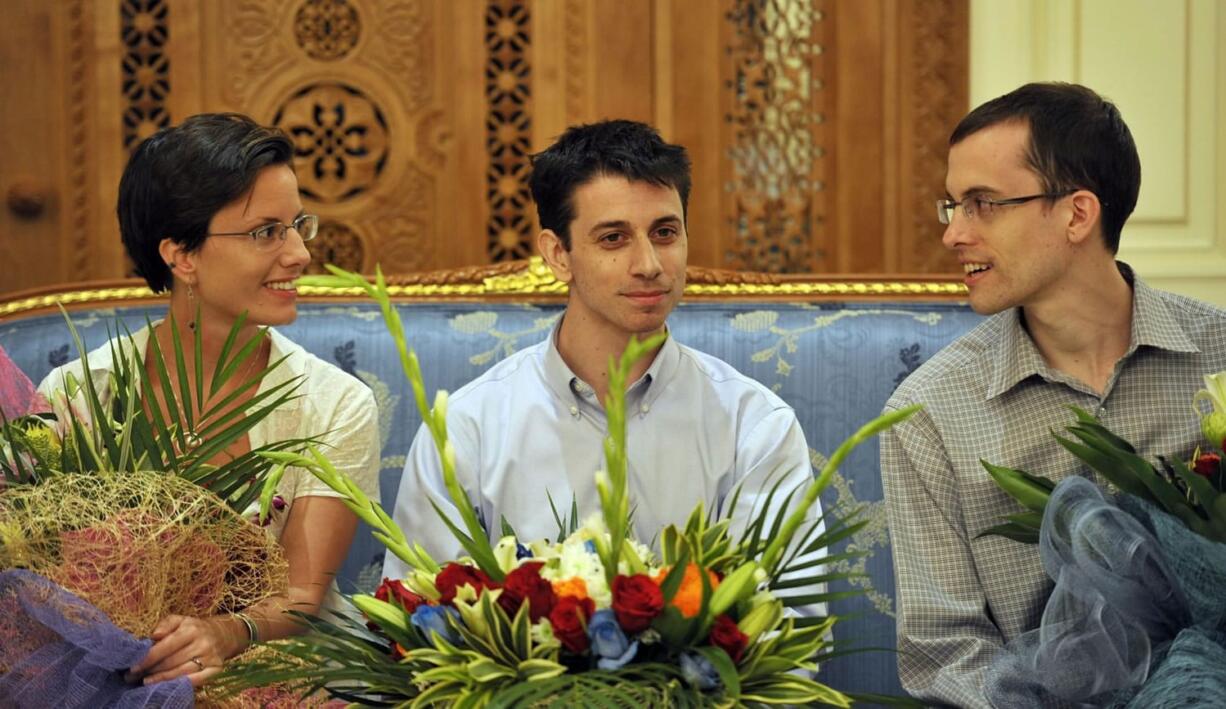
[233,612,260,646]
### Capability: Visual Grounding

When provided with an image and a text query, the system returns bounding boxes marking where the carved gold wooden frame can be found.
[0,257,966,320]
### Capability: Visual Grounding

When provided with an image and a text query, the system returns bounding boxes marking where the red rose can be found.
[708,614,749,663]
[1193,452,1221,477]
[435,563,497,606]
[374,577,427,614]
[497,561,556,622]
[549,595,595,654]
[611,574,664,633]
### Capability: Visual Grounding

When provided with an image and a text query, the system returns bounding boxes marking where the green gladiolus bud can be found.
[405,566,441,601]
[258,464,287,524]
[708,561,759,617]
[352,594,411,634]
[737,597,783,643]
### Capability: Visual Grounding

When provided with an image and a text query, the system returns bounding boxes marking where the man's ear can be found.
[158,238,197,284]
[537,229,573,284]
[1066,190,1102,246]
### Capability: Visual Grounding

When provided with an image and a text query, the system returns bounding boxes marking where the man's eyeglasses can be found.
[936,191,1074,225]
[208,214,320,249]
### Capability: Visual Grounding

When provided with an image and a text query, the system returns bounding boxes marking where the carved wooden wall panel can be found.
[0,0,966,297]
[185,0,490,275]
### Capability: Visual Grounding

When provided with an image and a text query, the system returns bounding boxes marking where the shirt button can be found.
[639,403,650,414]
[569,405,580,418]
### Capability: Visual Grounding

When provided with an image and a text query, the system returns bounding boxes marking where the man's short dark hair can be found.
[528,120,691,250]
[118,113,294,292]
[949,82,1140,253]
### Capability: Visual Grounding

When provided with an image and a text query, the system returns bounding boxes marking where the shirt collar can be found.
[985,262,1199,400]
[541,315,680,410]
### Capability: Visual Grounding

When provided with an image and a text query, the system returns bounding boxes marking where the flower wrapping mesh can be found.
[984,476,1226,707]
[0,472,288,637]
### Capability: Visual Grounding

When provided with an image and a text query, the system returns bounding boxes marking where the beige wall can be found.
[970,0,1226,305]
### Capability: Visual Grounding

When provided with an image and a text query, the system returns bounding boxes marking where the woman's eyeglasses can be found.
[208,214,320,249]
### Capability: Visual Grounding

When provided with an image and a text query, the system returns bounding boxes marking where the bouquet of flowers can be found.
[978,374,1226,707]
[1,312,308,508]
[213,267,920,708]
[0,313,310,705]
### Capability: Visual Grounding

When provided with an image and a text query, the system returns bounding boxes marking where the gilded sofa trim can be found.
[0,257,967,320]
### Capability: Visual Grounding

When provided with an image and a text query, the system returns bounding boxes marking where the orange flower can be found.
[652,563,719,618]
[551,577,589,601]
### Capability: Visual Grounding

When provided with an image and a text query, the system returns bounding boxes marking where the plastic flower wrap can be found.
[978,371,1226,705]
[213,266,919,707]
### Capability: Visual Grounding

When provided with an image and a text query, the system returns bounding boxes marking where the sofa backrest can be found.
[0,264,980,699]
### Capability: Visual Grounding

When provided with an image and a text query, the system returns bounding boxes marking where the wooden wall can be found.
[0,0,967,297]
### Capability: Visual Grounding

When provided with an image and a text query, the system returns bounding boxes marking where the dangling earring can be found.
[186,282,197,331]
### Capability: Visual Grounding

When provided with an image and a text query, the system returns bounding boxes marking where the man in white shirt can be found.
[384,121,821,598]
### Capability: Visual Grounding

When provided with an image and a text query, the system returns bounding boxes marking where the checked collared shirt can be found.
[881,267,1226,708]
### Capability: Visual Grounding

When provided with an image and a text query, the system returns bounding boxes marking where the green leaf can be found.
[976,522,1042,544]
[694,645,740,699]
[980,460,1051,512]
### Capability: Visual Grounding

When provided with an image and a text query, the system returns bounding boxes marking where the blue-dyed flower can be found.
[516,543,533,559]
[411,605,461,645]
[679,651,721,691]
[588,609,638,670]
[584,539,597,554]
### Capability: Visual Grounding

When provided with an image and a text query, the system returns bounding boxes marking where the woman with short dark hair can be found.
[39,113,380,688]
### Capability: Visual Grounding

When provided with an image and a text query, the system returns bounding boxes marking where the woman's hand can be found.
[126,614,244,687]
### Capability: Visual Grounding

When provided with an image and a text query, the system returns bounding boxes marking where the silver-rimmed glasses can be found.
[936,191,1074,225]
[208,214,320,250]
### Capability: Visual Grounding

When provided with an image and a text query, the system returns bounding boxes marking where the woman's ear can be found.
[158,238,197,284]
[537,229,572,284]
[1066,190,1102,246]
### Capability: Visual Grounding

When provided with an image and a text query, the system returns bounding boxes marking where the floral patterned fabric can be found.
[0,299,982,698]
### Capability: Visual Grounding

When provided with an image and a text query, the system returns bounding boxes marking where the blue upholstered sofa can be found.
[0,259,980,701]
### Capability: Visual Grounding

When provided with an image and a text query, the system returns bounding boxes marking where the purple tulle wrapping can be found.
[984,476,1226,708]
[0,569,194,708]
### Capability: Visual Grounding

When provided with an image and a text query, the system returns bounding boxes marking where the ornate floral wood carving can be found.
[906,0,966,273]
[361,211,430,271]
[722,0,828,274]
[293,0,361,61]
[362,1,431,112]
[121,0,170,151]
[67,0,92,276]
[210,0,438,274]
[485,0,534,262]
[305,221,366,273]
[562,0,588,125]
[272,82,390,203]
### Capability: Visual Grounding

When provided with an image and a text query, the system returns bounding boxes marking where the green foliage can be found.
[982,405,1226,545]
[0,308,309,512]
[298,266,502,579]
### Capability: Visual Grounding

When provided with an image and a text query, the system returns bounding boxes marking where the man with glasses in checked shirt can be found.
[879,83,1226,707]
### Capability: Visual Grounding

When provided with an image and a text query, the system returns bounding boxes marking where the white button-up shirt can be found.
[384,323,824,615]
